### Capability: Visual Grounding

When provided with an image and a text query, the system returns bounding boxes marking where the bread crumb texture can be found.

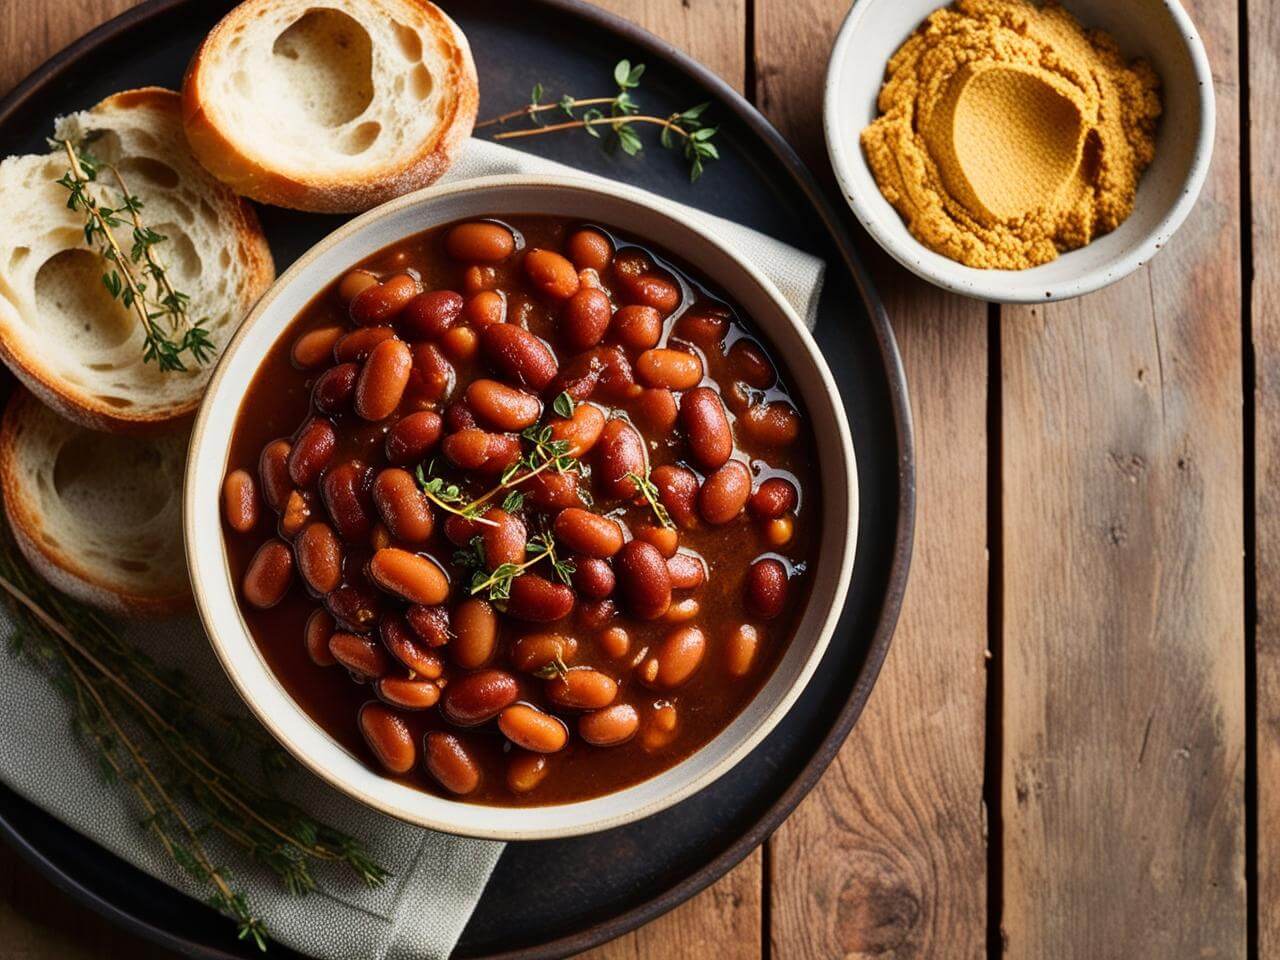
[861,0,1162,270]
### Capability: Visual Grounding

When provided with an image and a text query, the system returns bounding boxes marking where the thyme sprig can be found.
[627,470,675,530]
[0,534,388,951]
[533,655,571,681]
[477,60,720,182]
[415,464,500,527]
[463,531,576,602]
[53,138,214,372]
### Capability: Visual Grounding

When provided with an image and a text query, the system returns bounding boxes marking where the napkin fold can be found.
[0,138,824,960]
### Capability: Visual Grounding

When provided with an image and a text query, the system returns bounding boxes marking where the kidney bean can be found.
[546,668,617,710]
[667,551,707,590]
[765,517,794,546]
[280,490,312,538]
[467,379,542,430]
[376,676,441,710]
[442,427,491,470]
[243,540,293,608]
[572,557,616,599]
[611,305,661,350]
[446,221,516,262]
[465,290,506,327]
[525,471,584,511]
[287,418,336,488]
[680,387,733,469]
[482,508,526,568]
[384,411,443,465]
[728,338,776,388]
[579,703,639,746]
[371,522,392,551]
[304,609,336,666]
[441,669,519,726]
[511,633,578,673]
[292,325,344,369]
[425,732,481,795]
[524,248,580,299]
[594,419,648,500]
[441,326,479,363]
[372,468,433,542]
[634,524,678,558]
[598,625,630,658]
[507,751,549,793]
[338,269,378,303]
[567,228,612,272]
[560,288,612,351]
[613,249,649,279]
[699,460,752,525]
[321,460,374,541]
[505,575,575,622]
[724,623,761,677]
[749,477,798,519]
[334,325,395,363]
[499,704,568,753]
[464,264,498,293]
[480,324,558,390]
[325,583,382,633]
[553,508,623,558]
[615,540,672,620]
[651,465,700,529]
[400,290,463,340]
[354,338,412,421]
[633,388,678,434]
[223,469,259,533]
[548,350,603,401]
[641,626,706,689]
[640,702,679,752]
[636,348,703,390]
[674,304,730,348]
[445,598,495,669]
[443,514,482,548]
[746,558,789,620]
[258,439,293,513]
[664,598,700,622]
[548,402,605,457]
[405,603,451,647]
[329,632,390,681]
[312,362,359,414]
[594,345,639,401]
[369,548,449,605]
[577,598,618,631]
[350,273,420,326]
[622,272,680,314]
[741,401,801,447]
[444,401,478,432]
[381,615,444,677]
[358,703,416,773]
[295,521,342,594]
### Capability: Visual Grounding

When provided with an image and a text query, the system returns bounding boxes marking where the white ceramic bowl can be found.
[824,0,1215,303]
[184,175,858,840]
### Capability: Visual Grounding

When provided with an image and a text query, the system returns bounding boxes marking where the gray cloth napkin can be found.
[0,139,824,960]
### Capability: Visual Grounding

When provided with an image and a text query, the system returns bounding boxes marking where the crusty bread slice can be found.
[182,0,477,213]
[0,88,275,434]
[0,389,190,616]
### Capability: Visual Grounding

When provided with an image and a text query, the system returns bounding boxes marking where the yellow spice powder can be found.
[860,0,1162,270]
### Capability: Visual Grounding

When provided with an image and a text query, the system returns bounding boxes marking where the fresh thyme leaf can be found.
[553,391,576,419]
[533,655,571,680]
[502,490,525,514]
[626,470,676,529]
[531,81,544,104]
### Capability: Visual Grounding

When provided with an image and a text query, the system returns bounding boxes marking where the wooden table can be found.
[0,0,1256,956]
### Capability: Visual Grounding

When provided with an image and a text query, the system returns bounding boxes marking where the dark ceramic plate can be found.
[0,1,914,956]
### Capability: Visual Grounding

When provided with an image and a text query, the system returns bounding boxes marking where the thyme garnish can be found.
[627,470,676,530]
[53,138,214,372]
[464,531,576,602]
[533,655,571,681]
[414,464,499,528]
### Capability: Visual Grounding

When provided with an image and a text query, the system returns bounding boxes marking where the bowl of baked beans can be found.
[185,175,857,838]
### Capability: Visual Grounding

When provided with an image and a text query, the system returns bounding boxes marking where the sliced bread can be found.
[182,0,477,213]
[0,389,190,616]
[0,87,275,433]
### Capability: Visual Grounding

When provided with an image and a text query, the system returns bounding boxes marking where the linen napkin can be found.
[0,138,824,960]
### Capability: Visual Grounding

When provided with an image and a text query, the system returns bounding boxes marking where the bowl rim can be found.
[822,0,1217,304]
[183,173,859,840]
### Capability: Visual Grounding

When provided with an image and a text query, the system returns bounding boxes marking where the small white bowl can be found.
[824,0,1215,303]
[184,175,858,840]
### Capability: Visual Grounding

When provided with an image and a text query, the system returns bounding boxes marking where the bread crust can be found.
[182,0,478,213]
[0,390,191,617]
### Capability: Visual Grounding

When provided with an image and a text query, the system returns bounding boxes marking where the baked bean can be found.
[511,633,578,673]
[442,427,493,470]
[334,325,395,363]
[640,626,706,689]
[572,557,615,599]
[372,468,434,542]
[291,325,344,369]
[358,703,416,774]
[611,305,661,350]
[749,477,798,519]
[425,732,481,794]
[595,419,648,500]
[381,615,444,677]
[740,402,801,447]
[446,221,516,262]
[325,583,382,633]
[664,598,700,622]
[724,623,761,677]
[746,558,788,620]
[728,338,776,388]
[667,551,707,590]
[640,702,679,752]
[579,703,639,746]
[593,345,640,401]
[295,521,342,594]
[355,338,412,421]
[445,401,478,432]
[350,273,420,325]
[577,598,618,631]
[371,522,392,551]
[280,490,312,538]
[699,460,752,525]
[567,228,612,272]
[443,514,482,548]
[405,604,452,647]
[548,350,603,401]
[243,540,293,608]
[622,272,680,314]
[478,508,524,569]
[615,540,672,620]
[463,264,498,293]
[442,669,519,726]
[561,288,612,350]
[506,751,549,793]
[680,387,733,469]
[547,668,617,710]
[321,460,374,541]
[258,439,293,513]
[464,290,506,327]
[480,324,558,390]
[376,676,441,710]
[598,625,630,658]
[633,388,678,433]
[524,248,580,299]
[674,304,730,348]
[369,548,450,605]
[400,290,463,340]
[329,632,390,681]
[304,609,336,666]
[549,402,605,457]
[505,575,575,622]
[337,269,378,303]
[478,433,522,475]
[764,516,794,546]
[452,598,498,668]
[499,704,568,753]
[223,469,259,533]
[634,524,678,558]
[651,465,700,529]
[525,471,584,511]
[636,348,703,390]
[407,342,455,405]
[312,362,359,414]
[385,411,443,465]
[467,379,542,430]
[441,326,479,363]
[553,508,623,558]
[287,418,336,488]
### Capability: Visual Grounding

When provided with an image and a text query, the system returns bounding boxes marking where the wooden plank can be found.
[999,0,1245,955]
[754,0,991,957]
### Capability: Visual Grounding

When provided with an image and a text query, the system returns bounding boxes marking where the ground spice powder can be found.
[861,0,1163,270]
